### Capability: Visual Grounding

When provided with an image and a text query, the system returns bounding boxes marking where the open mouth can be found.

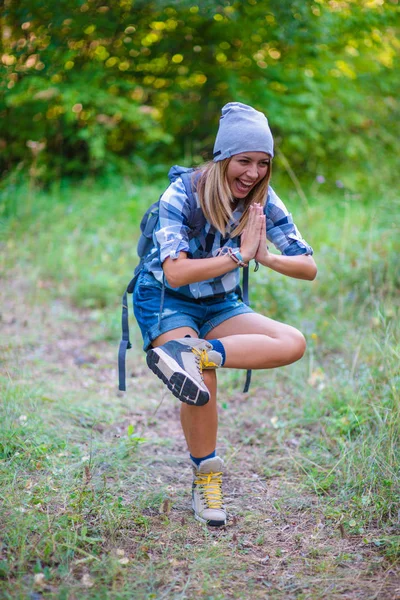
[235,179,254,194]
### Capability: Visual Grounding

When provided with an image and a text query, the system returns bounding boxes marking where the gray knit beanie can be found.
[213,102,274,161]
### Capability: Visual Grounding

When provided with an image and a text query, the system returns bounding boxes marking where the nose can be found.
[245,163,259,180]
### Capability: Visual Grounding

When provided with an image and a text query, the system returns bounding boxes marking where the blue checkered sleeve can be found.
[155,177,192,263]
[265,187,313,256]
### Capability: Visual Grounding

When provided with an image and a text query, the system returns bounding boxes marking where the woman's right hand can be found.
[240,203,264,263]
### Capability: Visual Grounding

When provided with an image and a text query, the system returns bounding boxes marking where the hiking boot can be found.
[146,338,223,406]
[191,456,227,527]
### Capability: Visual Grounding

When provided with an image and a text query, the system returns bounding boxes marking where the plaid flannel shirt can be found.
[142,177,313,299]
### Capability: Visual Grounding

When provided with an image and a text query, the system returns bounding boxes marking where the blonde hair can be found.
[195,158,272,237]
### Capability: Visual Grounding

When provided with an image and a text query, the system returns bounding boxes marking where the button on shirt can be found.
[143,177,313,299]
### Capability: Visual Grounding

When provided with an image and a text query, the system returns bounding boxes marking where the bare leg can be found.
[205,313,306,369]
[180,370,217,457]
[151,328,218,457]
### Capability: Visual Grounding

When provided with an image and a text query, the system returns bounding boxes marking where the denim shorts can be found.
[133,271,254,351]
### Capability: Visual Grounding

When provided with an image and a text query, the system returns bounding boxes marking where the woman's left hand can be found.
[254,215,270,265]
[253,215,318,280]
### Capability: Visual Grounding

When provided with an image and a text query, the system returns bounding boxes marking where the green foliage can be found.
[1,0,399,187]
[1,175,164,308]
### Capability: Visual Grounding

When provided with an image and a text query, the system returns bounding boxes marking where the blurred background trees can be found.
[1,0,399,187]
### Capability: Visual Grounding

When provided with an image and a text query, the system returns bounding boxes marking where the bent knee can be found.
[288,328,306,363]
[272,327,306,366]
[258,327,306,368]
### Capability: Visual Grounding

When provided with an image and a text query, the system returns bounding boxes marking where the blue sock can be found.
[190,450,216,466]
[208,339,226,366]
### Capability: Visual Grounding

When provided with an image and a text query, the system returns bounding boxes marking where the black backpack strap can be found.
[241,266,252,393]
[118,286,132,391]
[243,369,252,394]
[242,265,249,305]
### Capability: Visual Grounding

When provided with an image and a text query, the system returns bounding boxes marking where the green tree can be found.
[1,0,399,185]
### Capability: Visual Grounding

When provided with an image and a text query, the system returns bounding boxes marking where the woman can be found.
[134,102,317,527]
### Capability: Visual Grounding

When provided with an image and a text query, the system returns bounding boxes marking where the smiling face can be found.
[226,151,271,198]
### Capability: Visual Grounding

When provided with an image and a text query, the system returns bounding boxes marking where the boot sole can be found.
[146,348,210,406]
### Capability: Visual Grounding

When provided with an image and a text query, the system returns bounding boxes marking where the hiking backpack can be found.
[118,165,253,393]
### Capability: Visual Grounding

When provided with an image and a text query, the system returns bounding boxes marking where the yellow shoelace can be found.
[194,472,224,509]
[191,348,218,372]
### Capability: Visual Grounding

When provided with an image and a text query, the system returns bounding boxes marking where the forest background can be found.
[1,0,399,191]
[0,1,399,599]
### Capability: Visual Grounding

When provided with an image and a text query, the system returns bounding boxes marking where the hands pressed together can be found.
[240,203,269,265]
[164,201,316,286]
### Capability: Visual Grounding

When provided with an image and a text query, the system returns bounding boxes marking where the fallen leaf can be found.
[160,499,171,514]
[84,465,91,483]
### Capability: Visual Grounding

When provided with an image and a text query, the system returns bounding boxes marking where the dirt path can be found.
[1,280,399,599]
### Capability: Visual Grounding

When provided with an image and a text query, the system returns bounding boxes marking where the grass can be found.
[0,175,399,598]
